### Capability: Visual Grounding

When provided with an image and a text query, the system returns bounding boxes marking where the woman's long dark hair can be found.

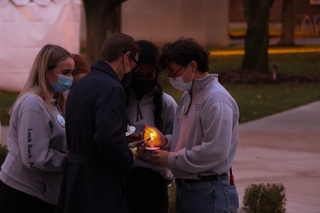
[126,40,163,132]
[152,83,163,132]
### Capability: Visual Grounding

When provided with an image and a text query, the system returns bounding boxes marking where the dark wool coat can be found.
[56,60,134,213]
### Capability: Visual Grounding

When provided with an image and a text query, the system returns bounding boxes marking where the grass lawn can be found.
[0,92,19,126]
[209,52,320,79]
[224,83,320,123]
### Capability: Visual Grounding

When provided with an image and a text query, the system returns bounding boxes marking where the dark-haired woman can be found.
[125,40,177,213]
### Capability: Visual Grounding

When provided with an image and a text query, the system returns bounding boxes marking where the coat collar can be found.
[91,60,121,83]
[192,74,219,93]
[183,74,219,117]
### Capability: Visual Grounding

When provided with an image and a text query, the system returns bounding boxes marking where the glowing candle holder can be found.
[144,125,160,150]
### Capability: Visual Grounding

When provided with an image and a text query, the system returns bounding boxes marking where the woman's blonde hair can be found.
[9,44,72,116]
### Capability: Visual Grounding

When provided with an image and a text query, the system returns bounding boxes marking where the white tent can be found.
[0,0,81,92]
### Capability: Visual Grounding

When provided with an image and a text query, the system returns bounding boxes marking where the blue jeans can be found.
[175,175,239,213]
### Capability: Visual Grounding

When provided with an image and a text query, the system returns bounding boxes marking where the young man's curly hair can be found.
[158,37,210,72]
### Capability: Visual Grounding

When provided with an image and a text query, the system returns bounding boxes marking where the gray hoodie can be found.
[126,89,177,180]
[168,74,239,179]
[0,93,67,204]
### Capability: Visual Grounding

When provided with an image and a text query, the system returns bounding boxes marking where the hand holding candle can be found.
[149,150,170,167]
[143,125,167,148]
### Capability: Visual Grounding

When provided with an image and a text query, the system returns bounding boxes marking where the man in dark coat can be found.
[56,33,142,213]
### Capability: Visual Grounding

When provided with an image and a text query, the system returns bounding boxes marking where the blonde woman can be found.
[0,44,74,213]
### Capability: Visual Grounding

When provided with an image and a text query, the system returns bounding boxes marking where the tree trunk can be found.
[83,0,125,67]
[241,0,275,73]
[278,0,295,46]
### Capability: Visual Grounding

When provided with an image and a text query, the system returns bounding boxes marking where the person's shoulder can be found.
[162,92,177,104]
[85,69,123,92]
[161,93,178,110]
[204,88,239,115]
[20,93,43,105]
[18,93,48,113]
[98,82,125,100]
[205,89,235,104]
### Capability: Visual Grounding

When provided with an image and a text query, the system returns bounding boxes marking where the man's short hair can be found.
[158,37,210,72]
[100,33,141,62]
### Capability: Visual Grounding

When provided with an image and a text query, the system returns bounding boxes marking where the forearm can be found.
[19,111,67,172]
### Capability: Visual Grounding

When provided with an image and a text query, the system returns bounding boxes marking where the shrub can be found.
[243,183,286,213]
[0,144,8,169]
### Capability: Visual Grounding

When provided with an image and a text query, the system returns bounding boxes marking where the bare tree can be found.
[278,0,295,46]
[82,0,126,66]
[241,0,275,73]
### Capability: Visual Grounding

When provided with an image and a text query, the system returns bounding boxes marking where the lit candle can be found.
[150,133,154,148]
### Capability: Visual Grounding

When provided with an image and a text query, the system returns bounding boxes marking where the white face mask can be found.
[169,65,193,91]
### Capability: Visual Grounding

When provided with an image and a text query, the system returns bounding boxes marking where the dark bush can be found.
[0,144,8,169]
[243,183,286,213]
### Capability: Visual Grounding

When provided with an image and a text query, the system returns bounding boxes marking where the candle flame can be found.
[150,133,153,139]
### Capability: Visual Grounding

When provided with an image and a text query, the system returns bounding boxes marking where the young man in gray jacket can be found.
[149,38,239,213]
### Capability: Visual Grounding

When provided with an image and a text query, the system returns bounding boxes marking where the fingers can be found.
[149,150,169,167]
[136,142,146,157]
[130,148,137,160]
[128,142,136,148]
[129,140,147,159]
[128,139,146,148]
[126,131,141,143]
[149,150,161,165]
[135,139,147,145]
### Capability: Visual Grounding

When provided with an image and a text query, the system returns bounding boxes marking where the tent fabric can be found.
[0,0,9,6]
[10,0,30,6]
[0,0,81,92]
[1,0,71,6]
[33,0,51,6]
[52,0,70,5]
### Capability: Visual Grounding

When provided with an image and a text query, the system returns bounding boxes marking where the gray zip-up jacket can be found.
[168,74,239,179]
[126,89,177,180]
[0,93,67,204]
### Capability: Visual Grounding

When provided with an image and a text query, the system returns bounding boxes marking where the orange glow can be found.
[144,125,161,147]
[209,47,320,56]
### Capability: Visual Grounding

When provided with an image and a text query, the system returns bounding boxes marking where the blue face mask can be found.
[50,73,73,93]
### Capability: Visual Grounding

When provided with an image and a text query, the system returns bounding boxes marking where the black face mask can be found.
[130,79,156,97]
[122,71,133,88]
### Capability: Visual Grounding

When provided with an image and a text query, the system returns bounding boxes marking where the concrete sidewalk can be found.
[234,101,320,212]
[1,101,320,212]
